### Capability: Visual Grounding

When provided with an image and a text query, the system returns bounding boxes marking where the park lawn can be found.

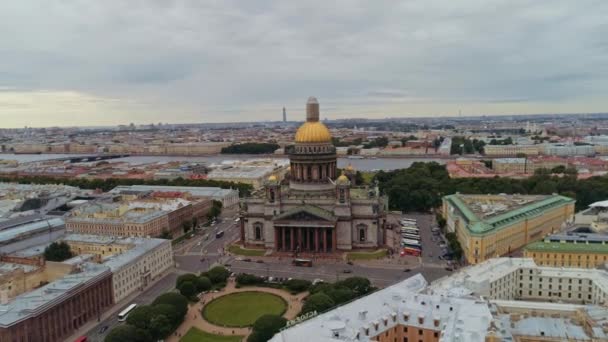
[180,327,242,342]
[228,244,266,256]
[203,291,286,327]
[346,249,388,260]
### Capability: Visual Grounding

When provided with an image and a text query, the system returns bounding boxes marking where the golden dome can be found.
[267,174,278,181]
[295,121,332,143]
[337,172,349,183]
[346,164,354,171]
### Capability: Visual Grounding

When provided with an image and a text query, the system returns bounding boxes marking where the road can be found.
[173,211,452,288]
[82,272,178,342]
[79,211,452,341]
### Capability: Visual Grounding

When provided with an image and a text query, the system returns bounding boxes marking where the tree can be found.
[284,279,312,293]
[221,143,280,154]
[104,325,151,342]
[43,241,73,262]
[206,266,230,284]
[152,293,189,321]
[179,281,197,298]
[151,303,181,328]
[182,221,192,233]
[301,292,335,314]
[198,276,212,291]
[236,273,265,286]
[126,305,153,330]
[335,277,371,296]
[207,200,223,220]
[149,314,173,340]
[325,286,355,305]
[176,273,199,289]
[247,315,287,342]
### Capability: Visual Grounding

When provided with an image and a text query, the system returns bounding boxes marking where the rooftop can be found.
[444,194,575,235]
[110,185,238,198]
[0,262,110,327]
[525,232,608,254]
[62,233,170,271]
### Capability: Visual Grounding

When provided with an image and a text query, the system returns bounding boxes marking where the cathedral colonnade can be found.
[274,226,337,252]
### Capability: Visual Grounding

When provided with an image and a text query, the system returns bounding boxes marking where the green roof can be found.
[525,240,608,254]
[444,194,575,236]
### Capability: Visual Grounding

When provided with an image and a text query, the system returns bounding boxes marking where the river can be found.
[0,154,445,171]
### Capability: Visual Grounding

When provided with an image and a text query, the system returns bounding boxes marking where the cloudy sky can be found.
[1,1,607,127]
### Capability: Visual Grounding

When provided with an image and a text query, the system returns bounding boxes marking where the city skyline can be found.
[1,1,607,128]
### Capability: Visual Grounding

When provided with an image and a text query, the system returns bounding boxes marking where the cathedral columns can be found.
[282,227,286,251]
[323,228,328,253]
[332,228,337,252]
[274,228,279,250]
[298,228,302,250]
[290,228,295,251]
[314,229,320,252]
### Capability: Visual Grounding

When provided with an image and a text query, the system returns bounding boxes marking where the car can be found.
[342,269,352,274]
[242,258,252,262]
[439,242,447,248]
[99,326,108,334]
[445,267,453,272]
[196,241,202,246]
[256,259,264,263]
[234,217,240,222]
[403,268,411,272]
[224,263,232,267]
[346,261,353,265]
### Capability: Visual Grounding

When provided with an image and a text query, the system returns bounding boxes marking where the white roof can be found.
[589,200,608,208]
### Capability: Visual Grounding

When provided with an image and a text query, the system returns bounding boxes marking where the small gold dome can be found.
[267,174,278,181]
[337,173,349,183]
[346,164,354,171]
[295,121,332,143]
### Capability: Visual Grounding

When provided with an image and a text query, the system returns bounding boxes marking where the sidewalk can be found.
[63,269,176,342]
[167,278,306,342]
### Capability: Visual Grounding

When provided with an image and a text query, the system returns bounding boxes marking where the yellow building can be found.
[524,233,608,268]
[484,144,539,156]
[492,158,528,173]
[66,203,168,238]
[442,194,575,264]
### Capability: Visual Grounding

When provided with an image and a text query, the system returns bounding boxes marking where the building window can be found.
[358,225,366,242]
[254,223,263,240]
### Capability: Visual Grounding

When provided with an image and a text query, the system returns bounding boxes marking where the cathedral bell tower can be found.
[335,172,351,205]
[288,97,337,192]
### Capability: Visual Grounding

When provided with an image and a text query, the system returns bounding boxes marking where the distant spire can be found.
[282,107,287,122]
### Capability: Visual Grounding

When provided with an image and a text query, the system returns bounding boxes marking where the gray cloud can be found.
[0,0,607,126]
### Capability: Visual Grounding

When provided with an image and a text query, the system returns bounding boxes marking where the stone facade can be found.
[241,98,387,253]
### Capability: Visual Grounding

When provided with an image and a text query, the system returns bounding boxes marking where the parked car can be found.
[242,258,252,262]
[347,261,353,265]
[403,268,411,273]
[256,259,264,263]
[445,267,454,272]
[343,269,352,274]
[99,326,108,334]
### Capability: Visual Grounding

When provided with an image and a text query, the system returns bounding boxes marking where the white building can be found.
[110,185,240,208]
[62,234,173,302]
[273,258,608,342]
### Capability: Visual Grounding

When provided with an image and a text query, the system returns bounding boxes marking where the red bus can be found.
[402,247,421,257]
[74,337,88,342]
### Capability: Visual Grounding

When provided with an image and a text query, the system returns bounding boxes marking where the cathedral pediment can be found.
[273,205,337,223]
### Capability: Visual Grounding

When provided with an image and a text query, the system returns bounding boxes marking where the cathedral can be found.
[239,97,387,253]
